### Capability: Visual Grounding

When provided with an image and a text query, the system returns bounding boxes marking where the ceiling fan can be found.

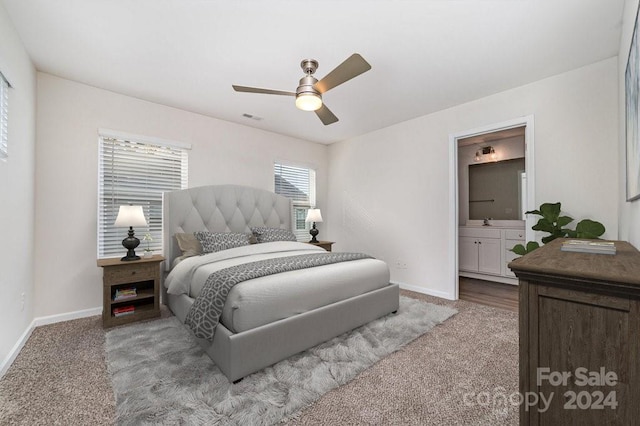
[232,53,371,125]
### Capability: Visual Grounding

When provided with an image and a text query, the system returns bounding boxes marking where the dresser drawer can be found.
[505,229,525,241]
[103,262,156,285]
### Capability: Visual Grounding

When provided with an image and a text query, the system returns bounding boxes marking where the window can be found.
[274,162,316,241]
[98,130,189,258]
[0,72,10,160]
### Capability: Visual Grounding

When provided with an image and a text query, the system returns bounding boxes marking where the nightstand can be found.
[307,241,334,252]
[97,255,164,327]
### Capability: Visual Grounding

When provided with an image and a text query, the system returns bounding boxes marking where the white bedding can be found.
[165,241,391,333]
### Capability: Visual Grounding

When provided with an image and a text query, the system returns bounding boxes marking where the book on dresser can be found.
[560,239,616,255]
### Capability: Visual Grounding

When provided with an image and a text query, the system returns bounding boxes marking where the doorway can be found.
[448,116,535,300]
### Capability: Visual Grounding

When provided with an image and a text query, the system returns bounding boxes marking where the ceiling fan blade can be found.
[232,85,295,96]
[315,104,339,125]
[314,54,372,94]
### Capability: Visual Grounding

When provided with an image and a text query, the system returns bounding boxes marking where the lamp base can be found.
[309,224,319,243]
[120,253,141,261]
[121,227,141,261]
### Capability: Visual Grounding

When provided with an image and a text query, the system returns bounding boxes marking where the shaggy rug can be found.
[105,296,457,425]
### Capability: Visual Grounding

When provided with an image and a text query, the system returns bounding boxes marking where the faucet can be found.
[483,218,492,226]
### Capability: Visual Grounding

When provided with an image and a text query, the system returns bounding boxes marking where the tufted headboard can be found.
[162,184,293,270]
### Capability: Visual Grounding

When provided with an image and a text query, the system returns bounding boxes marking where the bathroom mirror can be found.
[468,157,525,220]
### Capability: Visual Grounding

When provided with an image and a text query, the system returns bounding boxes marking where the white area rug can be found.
[105,296,457,425]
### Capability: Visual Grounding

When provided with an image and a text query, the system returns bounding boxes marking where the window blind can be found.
[274,162,316,241]
[98,135,188,258]
[0,72,9,160]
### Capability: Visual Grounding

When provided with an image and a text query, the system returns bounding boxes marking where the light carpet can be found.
[105,296,456,425]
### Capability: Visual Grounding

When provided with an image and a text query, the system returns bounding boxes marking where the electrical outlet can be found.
[395,260,408,269]
[21,293,25,311]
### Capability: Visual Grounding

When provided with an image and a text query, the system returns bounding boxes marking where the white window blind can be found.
[98,134,189,258]
[274,162,316,241]
[0,72,10,160]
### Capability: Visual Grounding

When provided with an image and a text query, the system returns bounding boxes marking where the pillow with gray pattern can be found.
[194,231,252,253]
[251,227,297,243]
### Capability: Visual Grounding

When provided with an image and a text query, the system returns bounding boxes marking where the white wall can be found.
[0,4,36,367]
[326,58,618,299]
[34,73,328,317]
[619,0,640,246]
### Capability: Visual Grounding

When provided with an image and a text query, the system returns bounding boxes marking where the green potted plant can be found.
[511,202,605,256]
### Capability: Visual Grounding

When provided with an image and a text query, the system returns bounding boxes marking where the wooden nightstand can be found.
[97,255,164,327]
[307,241,334,252]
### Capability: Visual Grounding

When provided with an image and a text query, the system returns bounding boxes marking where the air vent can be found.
[242,113,263,121]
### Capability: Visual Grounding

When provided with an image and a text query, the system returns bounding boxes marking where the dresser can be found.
[509,239,640,425]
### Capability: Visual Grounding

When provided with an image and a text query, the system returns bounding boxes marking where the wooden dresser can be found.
[509,239,640,425]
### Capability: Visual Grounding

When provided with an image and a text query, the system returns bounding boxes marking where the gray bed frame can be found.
[162,184,399,382]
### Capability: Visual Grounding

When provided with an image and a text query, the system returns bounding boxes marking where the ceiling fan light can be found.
[295,93,322,111]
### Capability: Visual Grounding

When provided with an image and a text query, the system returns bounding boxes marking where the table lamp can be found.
[114,205,148,261]
[305,209,323,243]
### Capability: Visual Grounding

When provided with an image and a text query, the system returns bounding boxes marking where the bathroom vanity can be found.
[459,224,525,285]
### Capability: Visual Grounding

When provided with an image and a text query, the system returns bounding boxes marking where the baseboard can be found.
[393,281,456,301]
[0,319,36,378]
[32,306,102,327]
[0,306,102,379]
[459,271,519,286]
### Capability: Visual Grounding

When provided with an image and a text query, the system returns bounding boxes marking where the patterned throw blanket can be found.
[185,252,372,340]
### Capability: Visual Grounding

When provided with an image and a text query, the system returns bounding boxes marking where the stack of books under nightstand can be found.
[113,287,137,301]
[112,305,135,317]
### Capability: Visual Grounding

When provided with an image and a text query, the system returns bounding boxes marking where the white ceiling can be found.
[2,0,625,144]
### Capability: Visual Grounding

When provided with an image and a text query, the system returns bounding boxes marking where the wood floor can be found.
[459,277,518,312]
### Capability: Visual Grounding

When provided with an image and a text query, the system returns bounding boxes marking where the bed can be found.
[162,184,399,382]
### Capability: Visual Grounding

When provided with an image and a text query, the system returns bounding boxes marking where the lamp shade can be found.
[114,205,147,227]
[305,209,323,223]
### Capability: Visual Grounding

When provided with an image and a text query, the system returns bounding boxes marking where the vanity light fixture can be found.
[489,146,498,161]
[474,146,498,162]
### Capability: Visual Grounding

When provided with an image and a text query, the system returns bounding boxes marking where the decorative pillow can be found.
[251,227,297,243]
[194,231,251,253]
[174,233,203,258]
